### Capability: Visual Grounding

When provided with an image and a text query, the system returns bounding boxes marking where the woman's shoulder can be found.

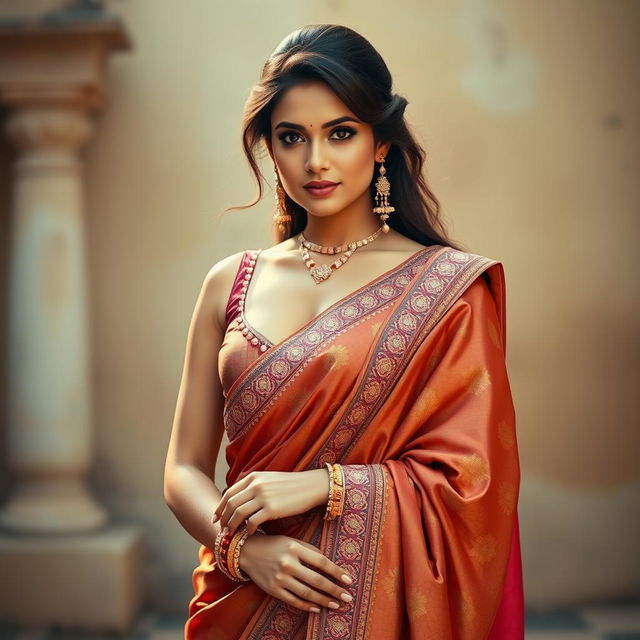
[205,249,252,284]
[202,248,261,327]
[421,243,503,276]
[421,244,505,316]
[434,244,500,263]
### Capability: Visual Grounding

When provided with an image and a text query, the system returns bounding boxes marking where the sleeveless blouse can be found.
[218,249,271,399]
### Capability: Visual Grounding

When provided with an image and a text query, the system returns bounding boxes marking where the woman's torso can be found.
[218,240,428,398]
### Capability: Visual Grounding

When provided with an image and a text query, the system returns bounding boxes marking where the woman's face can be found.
[268,80,388,219]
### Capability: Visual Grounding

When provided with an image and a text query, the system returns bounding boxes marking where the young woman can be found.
[164,24,524,640]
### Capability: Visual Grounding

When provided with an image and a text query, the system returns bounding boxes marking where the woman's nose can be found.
[305,140,330,173]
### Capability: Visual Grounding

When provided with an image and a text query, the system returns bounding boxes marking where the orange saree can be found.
[186,244,524,640]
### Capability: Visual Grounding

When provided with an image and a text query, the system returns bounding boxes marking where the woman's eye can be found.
[331,126,356,140]
[278,127,356,146]
[280,132,302,145]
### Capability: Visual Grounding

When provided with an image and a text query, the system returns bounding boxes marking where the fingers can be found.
[215,487,255,532]
[296,542,354,587]
[222,498,261,536]
[294,564,354,607]
[275,574,350,614]
[253,537,355,615]
[272,576,323,614]
[211,489,230,524]
[245,508,269,537]
[212,474,255,523]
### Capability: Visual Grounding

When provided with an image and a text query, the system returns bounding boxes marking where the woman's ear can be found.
[375,140,391,161]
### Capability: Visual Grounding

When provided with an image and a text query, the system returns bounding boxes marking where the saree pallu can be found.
[186,245,524,640]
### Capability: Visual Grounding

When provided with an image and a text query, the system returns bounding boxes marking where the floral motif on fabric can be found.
[224,247,440,441]
[306,464,387,640]
[313,249,493,467]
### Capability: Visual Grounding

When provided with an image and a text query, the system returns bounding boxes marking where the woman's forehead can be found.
[271,82,354,124]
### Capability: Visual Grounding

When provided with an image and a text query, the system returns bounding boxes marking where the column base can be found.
[0,477,109,534]
[0,524,145,632]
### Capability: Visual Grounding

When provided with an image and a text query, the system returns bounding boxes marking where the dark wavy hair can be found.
[225,24,463,250]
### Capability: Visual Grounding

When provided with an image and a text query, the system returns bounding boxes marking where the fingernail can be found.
[328,601,340,609]
[211,513,219,523]
[341,574,353,584]
[310,607,320,613]
[222,527,228,536]
[341,592,353,602]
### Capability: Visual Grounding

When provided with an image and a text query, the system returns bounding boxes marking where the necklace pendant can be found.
[311,264,332,283]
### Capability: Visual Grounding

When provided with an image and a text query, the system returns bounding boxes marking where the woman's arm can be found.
[166,253,356,615]
[163,252,244,548]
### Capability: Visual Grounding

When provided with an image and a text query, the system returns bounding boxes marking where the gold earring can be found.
[373,156,394,233]
[273,168,292,233]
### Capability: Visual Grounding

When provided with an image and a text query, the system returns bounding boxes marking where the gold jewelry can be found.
[298,224,385,284]
[300,225,383,255]
[272,168,292,233]
[214,522,266,582]
[373,156,394,233]
[323,462,345,520]
[214,525,238,581]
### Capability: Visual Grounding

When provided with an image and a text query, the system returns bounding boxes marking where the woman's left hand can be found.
[212,469,329,537]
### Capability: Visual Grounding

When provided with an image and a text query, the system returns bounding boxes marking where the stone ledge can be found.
[0,524,145,633]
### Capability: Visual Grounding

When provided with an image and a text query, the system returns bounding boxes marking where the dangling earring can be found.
[373,156,394,233]
[273,168,292,233]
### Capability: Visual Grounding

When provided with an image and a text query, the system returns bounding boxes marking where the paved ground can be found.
[1,602,639,639]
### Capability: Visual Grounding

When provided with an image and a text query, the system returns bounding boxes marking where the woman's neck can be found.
[302,212,384,248]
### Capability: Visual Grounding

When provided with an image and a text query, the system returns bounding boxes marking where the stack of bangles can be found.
[213,521,266,582]
[323,462,345,520]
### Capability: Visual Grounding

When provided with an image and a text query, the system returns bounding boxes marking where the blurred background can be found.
[0,0,638,638]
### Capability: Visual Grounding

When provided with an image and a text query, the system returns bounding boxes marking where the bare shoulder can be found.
[201,249,252,329]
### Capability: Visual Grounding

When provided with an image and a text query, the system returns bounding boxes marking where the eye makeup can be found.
[277,126,357,146]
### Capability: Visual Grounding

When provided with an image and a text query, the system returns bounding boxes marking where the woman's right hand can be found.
[238,533,354,614]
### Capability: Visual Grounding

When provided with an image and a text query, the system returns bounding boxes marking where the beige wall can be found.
[1,0,638,613]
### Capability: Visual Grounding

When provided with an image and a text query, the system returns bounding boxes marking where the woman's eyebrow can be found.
[274,116,361,131]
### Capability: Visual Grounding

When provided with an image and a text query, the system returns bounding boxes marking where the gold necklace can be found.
[298,223,385,284]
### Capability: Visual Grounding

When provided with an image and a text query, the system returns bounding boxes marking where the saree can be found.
[186,244,524,640]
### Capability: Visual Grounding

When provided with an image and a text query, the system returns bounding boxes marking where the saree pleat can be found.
[186,246,524,640]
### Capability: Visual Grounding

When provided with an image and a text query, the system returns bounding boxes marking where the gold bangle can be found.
[323,462,335,520]
[336,464,346,516]
[330,464,344,518]
[227,527,250,581]
[324,463,345,520]
[214,527,237,581]
[229,524,267,582]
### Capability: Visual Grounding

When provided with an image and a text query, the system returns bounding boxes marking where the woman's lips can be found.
[304,183,339,197]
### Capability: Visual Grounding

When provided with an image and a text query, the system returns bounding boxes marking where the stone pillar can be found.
[2,102,106,534]
[0,5,144,632]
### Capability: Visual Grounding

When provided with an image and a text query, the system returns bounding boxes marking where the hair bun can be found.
[391,93,408,110]
[383,93,408,121]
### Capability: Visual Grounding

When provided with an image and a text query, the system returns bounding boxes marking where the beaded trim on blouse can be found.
[235,250,272,353]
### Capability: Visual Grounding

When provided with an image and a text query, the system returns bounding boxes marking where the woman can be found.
[164,24,524,640]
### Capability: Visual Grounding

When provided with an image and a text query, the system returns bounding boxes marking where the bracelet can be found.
[331,463,345,519]
[214,525,236,581]
[323,462,345,520]
[227,527,250,581]
[214,522,266,582]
